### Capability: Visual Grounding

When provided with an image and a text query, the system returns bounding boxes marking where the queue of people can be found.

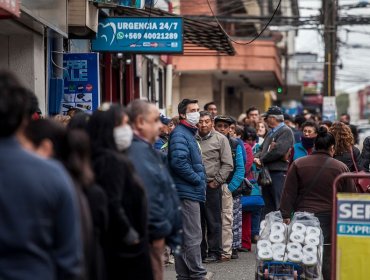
[0,69,367,280]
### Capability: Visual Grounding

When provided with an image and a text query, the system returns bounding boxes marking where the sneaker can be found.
[231,249,239,259]
[203,255,218,263]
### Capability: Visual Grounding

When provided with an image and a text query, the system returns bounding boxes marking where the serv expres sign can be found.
[336,194,370,279]
[92,17,183,54]
[0,0,20,17]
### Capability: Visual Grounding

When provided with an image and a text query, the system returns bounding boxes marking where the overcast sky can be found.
[295,0,370,93]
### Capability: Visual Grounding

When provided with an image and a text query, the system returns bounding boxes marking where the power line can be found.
[205,0,281,45]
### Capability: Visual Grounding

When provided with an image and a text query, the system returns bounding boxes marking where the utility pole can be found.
[323,0,338,97]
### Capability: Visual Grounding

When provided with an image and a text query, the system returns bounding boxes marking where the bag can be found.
[232,178,253,197]
[258,165,272,187]
[350,148,370,193]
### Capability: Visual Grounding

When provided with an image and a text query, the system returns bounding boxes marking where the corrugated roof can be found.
[113,6,235,56]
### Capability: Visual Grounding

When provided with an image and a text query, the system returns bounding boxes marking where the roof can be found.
[113,6,235,56]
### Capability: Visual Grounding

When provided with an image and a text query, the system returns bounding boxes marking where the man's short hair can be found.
[204,101,216,111]
[0,71,30,137]
[199,111,212,119]
[127,99,152,123]
[178,99,198,119]
[246,106,259,116]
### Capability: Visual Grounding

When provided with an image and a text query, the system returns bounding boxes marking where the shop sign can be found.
[336,194,370,280]
[302,81,322,95]
[62,53,100,114]
[0,0,20,17]
[92,17,183,54]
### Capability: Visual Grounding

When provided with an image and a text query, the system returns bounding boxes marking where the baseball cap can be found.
[160,114,171,125]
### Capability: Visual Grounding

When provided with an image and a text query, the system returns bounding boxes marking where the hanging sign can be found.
[336,193,370,279]
[62,53,100,114]
[92,17,183,54]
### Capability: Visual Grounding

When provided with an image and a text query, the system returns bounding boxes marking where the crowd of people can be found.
[0,69,367,280]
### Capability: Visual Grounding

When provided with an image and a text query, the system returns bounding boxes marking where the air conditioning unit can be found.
[69,0,99,38]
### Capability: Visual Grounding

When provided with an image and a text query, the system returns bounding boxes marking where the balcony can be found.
[173,40,282,87]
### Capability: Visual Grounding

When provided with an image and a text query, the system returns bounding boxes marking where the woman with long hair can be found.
[280,127,357,279]
[329,121,362,171]
[88,104,153,280]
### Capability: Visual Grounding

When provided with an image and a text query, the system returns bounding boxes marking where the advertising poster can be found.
[336,193,370,279]
[62,53,100,114]
[322,96,337,122]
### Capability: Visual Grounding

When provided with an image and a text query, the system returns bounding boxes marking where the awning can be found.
[113,6,235,56]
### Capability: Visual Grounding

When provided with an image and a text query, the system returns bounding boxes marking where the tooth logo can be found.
[98,22,116,46]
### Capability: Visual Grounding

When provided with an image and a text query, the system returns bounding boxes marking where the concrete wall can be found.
[0,32,46,114]
[179,73,214,113]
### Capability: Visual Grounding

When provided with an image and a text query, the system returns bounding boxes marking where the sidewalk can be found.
[164,245,256,280]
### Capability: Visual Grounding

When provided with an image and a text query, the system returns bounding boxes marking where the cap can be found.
[214,115,234,124]
[262,106,283,117]
[160,114,171,125]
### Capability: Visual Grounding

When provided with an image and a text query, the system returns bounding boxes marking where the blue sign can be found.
[337,199,370,237]
[92,17,183,54]
[62,53,100,114]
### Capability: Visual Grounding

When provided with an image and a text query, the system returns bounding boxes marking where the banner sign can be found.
[92,17,183,53]
[0,0,20,17]
[336,194,370,279]
[62,53,100,114]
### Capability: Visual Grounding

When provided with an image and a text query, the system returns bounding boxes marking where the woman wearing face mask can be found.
[88,103,153,280]
[289,121,319,163]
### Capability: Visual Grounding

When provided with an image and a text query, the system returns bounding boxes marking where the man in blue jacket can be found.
[0,71,82,279]
[168,99,207,280]
[127,100,182,280]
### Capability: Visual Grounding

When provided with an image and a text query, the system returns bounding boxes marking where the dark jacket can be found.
[84,184,108,280]
[280,151,357,219]
[92,148,153,280]
[168,122,207,202]
[360,136,370,172]
[255,124,295,172]
[127,136,182,252]
[334,146,361,172]
[0,138,82,280]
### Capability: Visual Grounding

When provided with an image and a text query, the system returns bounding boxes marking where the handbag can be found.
[232,178,253,197]
[350,148,370,193]
[258,165,272,187]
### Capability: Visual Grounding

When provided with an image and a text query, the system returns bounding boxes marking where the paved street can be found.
[165,245,256,280]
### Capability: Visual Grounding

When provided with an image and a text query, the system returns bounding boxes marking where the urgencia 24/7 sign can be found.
[92,17,183,54]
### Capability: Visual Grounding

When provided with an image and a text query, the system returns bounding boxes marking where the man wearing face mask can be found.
[126,100,182,280]
[289,121,319,163]
[168,99,207,280]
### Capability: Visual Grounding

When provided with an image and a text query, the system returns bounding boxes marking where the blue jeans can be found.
[262,171,286,217]
[251,207,262,237]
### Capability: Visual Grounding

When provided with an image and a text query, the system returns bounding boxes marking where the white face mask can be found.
[186,112,200,126]
[113,125,133,151]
